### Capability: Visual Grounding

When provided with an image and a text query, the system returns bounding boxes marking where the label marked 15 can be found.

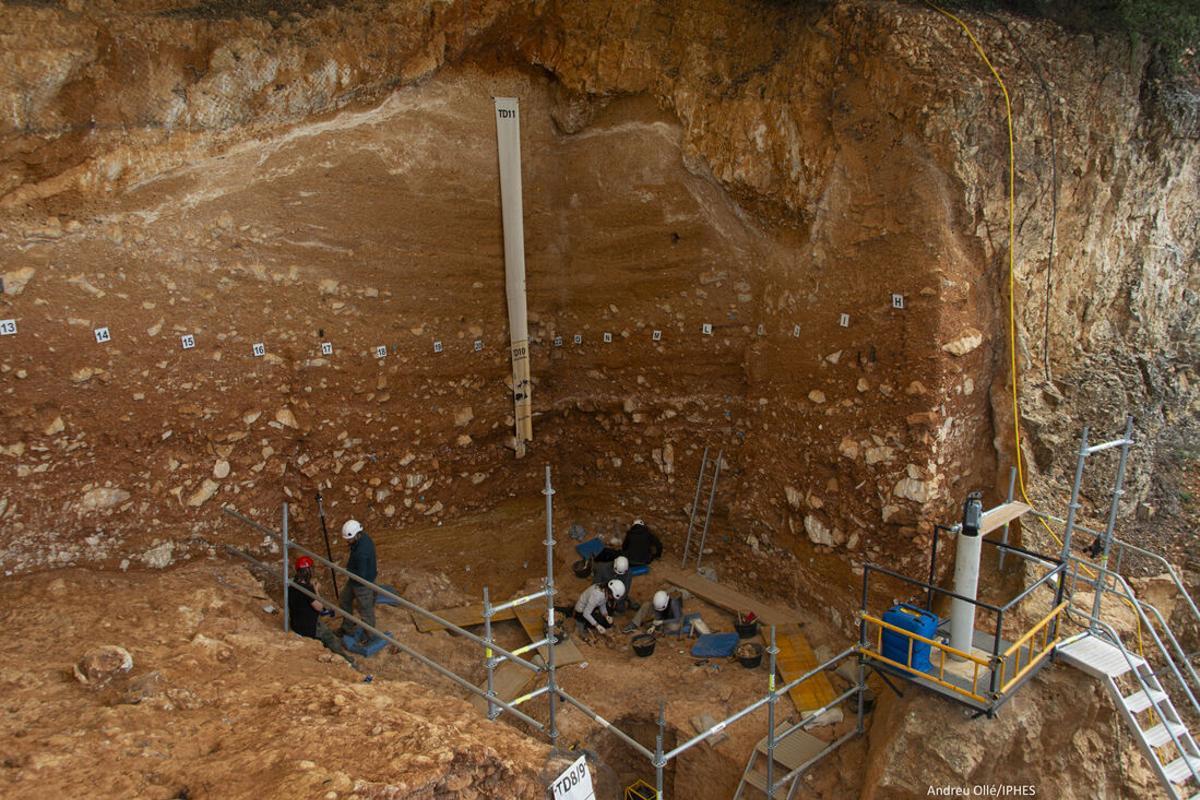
[181,334,196,350]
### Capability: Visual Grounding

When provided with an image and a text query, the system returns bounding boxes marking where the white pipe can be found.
[494,97,533,446]
[949,528,983,657]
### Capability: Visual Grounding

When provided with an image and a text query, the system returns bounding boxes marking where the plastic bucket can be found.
[736,642,763,668]
[632,634,657,657]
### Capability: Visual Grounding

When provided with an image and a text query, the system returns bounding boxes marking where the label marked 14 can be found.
[94,327,111,344]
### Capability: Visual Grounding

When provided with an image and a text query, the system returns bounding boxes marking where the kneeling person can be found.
[631,589,684,634]
[288,556,355,666]
[571,580,626,637]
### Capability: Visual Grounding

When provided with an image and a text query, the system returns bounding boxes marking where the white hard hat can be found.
[633,518,644,526]
[653,590,669,611]
[614,556,629,575]
[341,519,363,540]
[607,579,626,600]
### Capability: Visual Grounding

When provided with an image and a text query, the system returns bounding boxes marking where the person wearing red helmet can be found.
[288,555,355,666]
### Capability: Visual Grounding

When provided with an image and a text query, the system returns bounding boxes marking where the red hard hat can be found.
[295,556,314,570]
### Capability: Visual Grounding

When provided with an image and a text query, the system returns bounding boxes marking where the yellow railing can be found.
[997,601,1067,693]
[859,613,992,703]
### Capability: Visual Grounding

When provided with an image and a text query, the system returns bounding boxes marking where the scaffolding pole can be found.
[281,501,290,634]
[1092,415,1134,624]
[544,465,559,750]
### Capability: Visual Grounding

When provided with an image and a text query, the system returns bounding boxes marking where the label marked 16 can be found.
[252,342,266,357]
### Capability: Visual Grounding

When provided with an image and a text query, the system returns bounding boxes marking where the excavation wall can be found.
[1,1,1196,629]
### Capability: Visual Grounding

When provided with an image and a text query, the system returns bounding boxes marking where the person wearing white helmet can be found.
[564,579,625,638]
[336,519,378,644]
[592,555,638,612]
[629,587,684,633]
[621,518,663,566]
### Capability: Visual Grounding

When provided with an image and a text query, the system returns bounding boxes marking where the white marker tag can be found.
[892,294,905,309]
[702,323,713,336]
[181,334,195,350]
[252,342,266,357]
[651,330,662,342]
[603,332,612,343]
[839,313,850,327]
[375,345,387,359]
[474,340,483,352]
[0,319,15,336]
[573,334,582,345]
[553,336,563,347]
[94,327,111,343]
[756,323,765,336]
[792,324,801,338]
[321,342,333,356]
[433,341,443,353]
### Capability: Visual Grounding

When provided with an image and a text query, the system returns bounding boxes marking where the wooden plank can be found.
[470,659,537,714]
[655,563,798,626]
[980,502,1032,535]
[413,603,518,633]
[768,623,836,713]
[513,605,585,667]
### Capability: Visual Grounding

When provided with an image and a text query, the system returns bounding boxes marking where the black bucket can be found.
[632,634,656,658]
[572,558,592,579]
[736,642,763,669]
[735,619,759,639]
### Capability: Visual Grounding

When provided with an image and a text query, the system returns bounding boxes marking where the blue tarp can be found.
[690,632,740,658]
[575,537,605,559]
[343,633,391,657]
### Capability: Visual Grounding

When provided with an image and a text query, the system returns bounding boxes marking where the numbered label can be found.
[602,332,613,343]
[651,330,662,342]
[701,323,713,336]
[433,340,443,354]
[573,334,582,345]
[553,336,563,347]
[839,313,850,327]
[792,324,801,338]
[374,345,387,359]
[0,319,15,336]
[891,293,905,309]
[94,327,111,343]
[180,334,195,350]
[252,342,266,358]
[321,341,333,356]
[551,755,594,800]
[756,323,766,336]
[474,339,483,352]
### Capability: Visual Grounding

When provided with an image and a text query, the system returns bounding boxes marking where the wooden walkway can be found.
[412,602,517,633]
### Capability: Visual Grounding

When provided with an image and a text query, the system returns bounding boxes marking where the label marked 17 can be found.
[321,342,333,356]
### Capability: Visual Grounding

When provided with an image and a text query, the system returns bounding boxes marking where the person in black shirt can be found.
[288,556,355,666]
[622,518,663,565]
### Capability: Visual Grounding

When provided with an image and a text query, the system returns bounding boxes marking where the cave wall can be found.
[1,1,1195,623]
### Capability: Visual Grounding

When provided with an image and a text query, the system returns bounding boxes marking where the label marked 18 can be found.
[839,313,850,327]
[375,345,387,359]
[602,332,613,343]
[94,327,111,344]
[181,334,196,350]
[252,342,266,358]
[321,342,333,356]
[701,323,713,336]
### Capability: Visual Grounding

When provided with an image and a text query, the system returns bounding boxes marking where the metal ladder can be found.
[1058,631,1200,798]
[681,447,722,571]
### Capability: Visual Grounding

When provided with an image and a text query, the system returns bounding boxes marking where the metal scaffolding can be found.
[222,465,866,799]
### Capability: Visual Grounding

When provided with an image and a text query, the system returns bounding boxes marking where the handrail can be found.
[1069,553,1200,718]
[998,601,1066,693]
[860,614,989,703]
[864,562,1004,613]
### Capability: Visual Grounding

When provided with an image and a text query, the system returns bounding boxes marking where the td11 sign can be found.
[550,755,595,800]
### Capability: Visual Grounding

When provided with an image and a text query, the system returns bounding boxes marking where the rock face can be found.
[73,645,133,686]
[0,1,1195,623]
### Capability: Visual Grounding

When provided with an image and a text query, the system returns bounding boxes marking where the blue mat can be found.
[376,584,402,607]
[575,537,604,559]
[629,564,649,577]
[690,632,740,658]
[343,633,391,657]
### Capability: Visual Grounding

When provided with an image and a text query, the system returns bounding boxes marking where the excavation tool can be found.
[315,492,339,595]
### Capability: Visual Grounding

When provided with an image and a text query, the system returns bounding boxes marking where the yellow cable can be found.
[926,3,1144,655]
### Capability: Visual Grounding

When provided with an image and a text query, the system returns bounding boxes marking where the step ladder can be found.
[733,726,826,799]
[681,447,722,571]
[1058,632,1200,799]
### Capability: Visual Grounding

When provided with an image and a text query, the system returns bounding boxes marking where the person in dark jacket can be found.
[622,518,663,565]
[288,556,355,665]
[337,519,378,643]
